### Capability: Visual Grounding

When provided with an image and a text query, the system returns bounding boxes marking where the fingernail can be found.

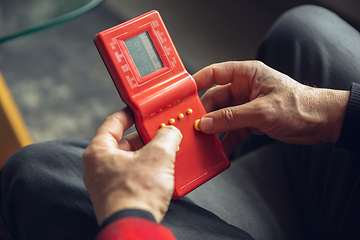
[201,117,215,132]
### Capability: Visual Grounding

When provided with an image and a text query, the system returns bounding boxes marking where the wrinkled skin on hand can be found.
[82,108,181,225]
[194,61,349,156]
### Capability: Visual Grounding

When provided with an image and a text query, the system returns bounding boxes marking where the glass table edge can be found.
[0,0,104,44]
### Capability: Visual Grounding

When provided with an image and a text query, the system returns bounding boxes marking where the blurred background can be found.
[1,0,359,143]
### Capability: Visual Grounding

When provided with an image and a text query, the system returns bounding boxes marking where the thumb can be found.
[199,100,266,134]
[144,126,182,157]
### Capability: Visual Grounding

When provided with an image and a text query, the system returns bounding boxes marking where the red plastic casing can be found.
[94,10,230,199]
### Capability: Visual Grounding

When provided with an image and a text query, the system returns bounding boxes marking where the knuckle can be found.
[258,100,282,127]
[252,101,275,122]
[81,145,103,168]
[253,60,265,67]
[209,62,220,69]
[82,148,93,163]
[253,60,268,70]
[221,108,235,126]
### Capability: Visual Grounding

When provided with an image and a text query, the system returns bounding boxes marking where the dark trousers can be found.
[1,5,360,240]
[257,5,360,240]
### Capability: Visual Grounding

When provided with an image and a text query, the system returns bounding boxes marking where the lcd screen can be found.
[125,31,164,77]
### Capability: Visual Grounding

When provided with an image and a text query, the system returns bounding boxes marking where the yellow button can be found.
[169,118,175,124]
[177,146,180,152]
[187,109,193,115]
[160,123,166,128]
[178,113,184,119]
[194,119,201,131]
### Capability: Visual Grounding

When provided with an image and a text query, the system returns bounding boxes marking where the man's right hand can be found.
[82,108,182,225]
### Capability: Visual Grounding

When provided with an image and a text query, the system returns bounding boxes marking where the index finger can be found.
[91,107,135,149]
[193,61,259,92]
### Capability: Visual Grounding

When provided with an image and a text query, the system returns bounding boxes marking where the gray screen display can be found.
[124,31,164,77]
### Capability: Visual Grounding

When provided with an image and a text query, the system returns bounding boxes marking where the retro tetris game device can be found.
[94,10,230,199]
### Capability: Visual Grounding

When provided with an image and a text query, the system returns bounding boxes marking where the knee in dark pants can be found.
[257,5,359,90]
[259,5,339,50]
[1,140,88,187]
[0,140,97,240]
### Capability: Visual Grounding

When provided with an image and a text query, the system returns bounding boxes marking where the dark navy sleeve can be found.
[99,209,156,232]
[335,82,360,152]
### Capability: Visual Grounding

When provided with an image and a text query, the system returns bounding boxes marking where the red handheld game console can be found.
[94,10,230,199]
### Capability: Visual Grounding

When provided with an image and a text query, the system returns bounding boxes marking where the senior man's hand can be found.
[194,61,349,155]
[82,107,181,225]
